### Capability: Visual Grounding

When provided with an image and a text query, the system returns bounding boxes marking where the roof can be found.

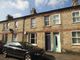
[0,5,80,23]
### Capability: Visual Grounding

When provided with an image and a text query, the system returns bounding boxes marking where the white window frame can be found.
[44,16,50,26]
[4,23,7,30]
[29,33,37,44]
[8,23,10,27]
[15,21,18,28]
[72,31,80,45]
[52,14,61,24]
[31,18,36,28]
[13,33,18,42]
[72,11,80,23]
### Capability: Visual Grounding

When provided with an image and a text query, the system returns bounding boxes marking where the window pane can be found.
[72,38,77,43]
[31,18,36,28]
[15,22,18,28]
[78,38,80,43]
[44,16,49,20]
[55,20,59,24]
[76,17,80,22]
[77,32,80,37]
[31,39,35,43]
[53,15,59,20]
[53,15,60,24]
[53,20,56,24]
[44,16,49,25]
[72,32,76,37]
[73,12,79,17]
[31,33,35,38]
[30,33,37,44]
[73,18,76,22]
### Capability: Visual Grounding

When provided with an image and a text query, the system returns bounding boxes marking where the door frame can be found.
[53,32,61,52]
[45,32,51,51]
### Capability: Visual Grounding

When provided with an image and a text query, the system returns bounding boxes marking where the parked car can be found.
[3,42,45,60]
[0,41,4,53]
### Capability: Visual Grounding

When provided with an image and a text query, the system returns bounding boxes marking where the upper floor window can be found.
[44,16,50,26]
[15,21,18,28]
[8,23,10,28]
[72,31,80,45]
[72,11,80,23]
[13,33,17,42]
[52,14,61,24]
[31,18,36,28]
[3,23,8,30]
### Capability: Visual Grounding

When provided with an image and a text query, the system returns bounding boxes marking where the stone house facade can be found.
[0,5,80,53]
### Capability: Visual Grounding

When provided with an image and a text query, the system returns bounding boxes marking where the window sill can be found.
[72,44,80,46]
[72,22,80,24]
[31,27,37,29]
[43,25,51,28]
[31,44,37,46]
[53,23,61,25]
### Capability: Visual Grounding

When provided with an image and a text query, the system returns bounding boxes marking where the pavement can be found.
[46,52,80,60]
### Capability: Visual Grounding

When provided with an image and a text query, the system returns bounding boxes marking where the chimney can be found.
[31,8,37,14]
[72,0,78,6]
[7,15,13,20]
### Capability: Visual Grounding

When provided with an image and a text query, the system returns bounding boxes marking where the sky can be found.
[0,0,80,21]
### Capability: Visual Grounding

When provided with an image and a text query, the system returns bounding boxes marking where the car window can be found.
[9,45,23,48]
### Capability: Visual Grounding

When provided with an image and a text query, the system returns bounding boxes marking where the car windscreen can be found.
[9,45,23,48]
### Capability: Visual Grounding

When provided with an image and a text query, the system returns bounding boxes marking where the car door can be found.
[11,45,26,58]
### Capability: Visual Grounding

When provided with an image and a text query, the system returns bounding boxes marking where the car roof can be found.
[5,42,21,46]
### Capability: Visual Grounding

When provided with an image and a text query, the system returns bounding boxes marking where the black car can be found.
[3,42,45,60]
[0,41,4,53]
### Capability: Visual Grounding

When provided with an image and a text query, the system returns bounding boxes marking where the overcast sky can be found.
[0,0,80,21]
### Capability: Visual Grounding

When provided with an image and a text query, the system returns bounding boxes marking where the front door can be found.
[45,33,51,51]
[54,33,61,52]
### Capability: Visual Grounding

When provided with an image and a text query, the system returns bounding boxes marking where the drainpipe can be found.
[22,17,26,42]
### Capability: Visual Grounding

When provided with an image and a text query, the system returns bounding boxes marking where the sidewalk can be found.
[46,52,80,60]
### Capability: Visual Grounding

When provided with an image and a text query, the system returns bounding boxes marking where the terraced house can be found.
[0,0,80,53]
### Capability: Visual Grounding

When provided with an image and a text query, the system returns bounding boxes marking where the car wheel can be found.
[3,51,7,58]
[25,54,31,60]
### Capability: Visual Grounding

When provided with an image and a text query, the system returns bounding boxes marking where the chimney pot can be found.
[31,8,37,14]
[7,15,13,20]
[72,0,78,6]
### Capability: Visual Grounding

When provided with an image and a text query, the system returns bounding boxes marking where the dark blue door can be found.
[45,33,51,51]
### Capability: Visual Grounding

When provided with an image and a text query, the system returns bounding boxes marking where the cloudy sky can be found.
[0,0,80,21]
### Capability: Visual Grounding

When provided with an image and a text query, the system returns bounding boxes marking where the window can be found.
[44,16,50,26]
[72,31,80,45]
[15,21,18,28]
[13,33,17,42]
[8,23,10,27]
[3,23,7,30]
[53,14,61,24]
[72,11,80,23]
[31,18,36,28]
[29,33,37,44]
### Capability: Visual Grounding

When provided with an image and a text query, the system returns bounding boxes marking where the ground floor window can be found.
[29,33,37,44]
[13,33,17,42]
[72,31,80,45]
